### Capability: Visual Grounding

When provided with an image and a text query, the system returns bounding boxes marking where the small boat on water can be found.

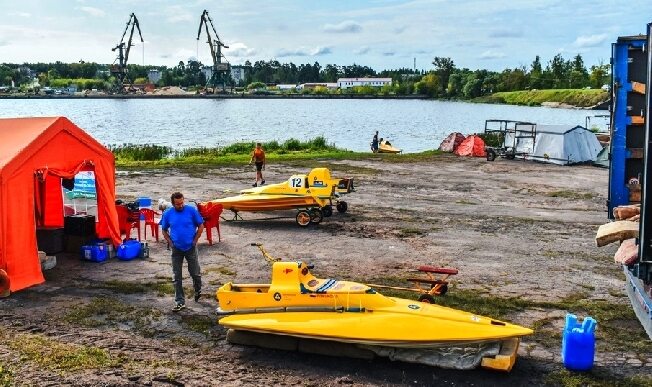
[216,260,533,371]
[211,168,354,226]
[378,139,401,154]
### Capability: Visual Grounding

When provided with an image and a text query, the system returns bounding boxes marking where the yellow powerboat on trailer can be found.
[212,168,354,227]
[217,260,533,371]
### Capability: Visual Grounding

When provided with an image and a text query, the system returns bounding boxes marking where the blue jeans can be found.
[171,245,201,304]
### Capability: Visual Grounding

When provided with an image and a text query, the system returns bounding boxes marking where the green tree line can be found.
[0,53,610,98]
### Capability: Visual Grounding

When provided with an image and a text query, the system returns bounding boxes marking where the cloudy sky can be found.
[2,0,651,71]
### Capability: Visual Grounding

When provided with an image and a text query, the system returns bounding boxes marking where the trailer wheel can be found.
[486,149,496,162]
[506,152,515,160]
[296,211,311,227]
[336,201,348,213]
[432,284,449,296]
[418,294,435,304]
[309,208,323,224]
[321,205,333,217]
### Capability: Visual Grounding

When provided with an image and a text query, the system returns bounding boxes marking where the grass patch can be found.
[545,369,652,387]
[204,266,236,276]
[0,329,120,372]
[64,297,162,337]
[547,190,595,200]
[455,199,478,205]
[180,315,215,336]
[0,365,12,387]
[94,279,176,296]
[397,228,426,238]
[113,148,446,168]
[483,89,608,108]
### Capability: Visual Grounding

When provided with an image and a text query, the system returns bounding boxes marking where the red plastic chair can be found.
[115,205,140,239]
[139,208,160,241]
[203,203,223,245]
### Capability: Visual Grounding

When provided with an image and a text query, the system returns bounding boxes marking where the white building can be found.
[201,67,213,82]
[337,77,392,89]
[148,69,161,84]
[276,84,297,90]
[297,83,338,90]
[230,65,248,84]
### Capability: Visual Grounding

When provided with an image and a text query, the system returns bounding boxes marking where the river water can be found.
[0,98,607,153]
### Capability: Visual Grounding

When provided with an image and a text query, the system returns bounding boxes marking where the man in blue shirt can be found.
[160,192,205,312]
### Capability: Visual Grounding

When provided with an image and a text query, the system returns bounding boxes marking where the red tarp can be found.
[454,135,487,157]
[438,132,466,152]
[0,117,120,292]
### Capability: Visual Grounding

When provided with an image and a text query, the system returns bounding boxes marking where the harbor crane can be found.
[111,13,144,93]
[197,9,230,92]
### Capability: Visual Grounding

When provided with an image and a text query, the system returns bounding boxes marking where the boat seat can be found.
[418,266,458,275]
[300,279,370,294]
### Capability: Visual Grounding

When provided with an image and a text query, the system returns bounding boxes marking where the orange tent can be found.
[0,117,120,292]
[454,135,487,157]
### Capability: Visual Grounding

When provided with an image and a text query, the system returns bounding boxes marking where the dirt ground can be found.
[1,155,651,386]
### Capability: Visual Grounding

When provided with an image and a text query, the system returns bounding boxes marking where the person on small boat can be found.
[371,131,379,153]
[160,192,205,312]
[249,142,266,187]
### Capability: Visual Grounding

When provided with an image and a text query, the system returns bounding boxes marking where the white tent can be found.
[506,125,602,165]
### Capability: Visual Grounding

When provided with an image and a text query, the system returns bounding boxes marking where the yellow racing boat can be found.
[212,168,354,226]
[378,139,402,154]
[216,259,533,371]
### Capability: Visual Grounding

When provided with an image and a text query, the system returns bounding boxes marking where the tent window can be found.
[63,171,98,218]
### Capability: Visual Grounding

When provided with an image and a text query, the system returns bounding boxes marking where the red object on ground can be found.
[139,208,160,241]
[198,202,223,244]
[438,132,466,152]
[418,266,459,275]
[0,117,120,292]
[116,205,140,240]
[454,135,487,157]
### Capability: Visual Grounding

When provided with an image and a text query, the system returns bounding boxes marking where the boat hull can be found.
[218,297,532,345]
[214,194,322,212]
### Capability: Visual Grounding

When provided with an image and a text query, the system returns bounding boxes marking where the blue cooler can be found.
[81,244,108,262]
[116,240,142,261]
[562,313,597,371]
[136,197,152,209]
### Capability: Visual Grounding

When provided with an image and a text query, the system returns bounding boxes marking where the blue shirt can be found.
[160,205,204,251]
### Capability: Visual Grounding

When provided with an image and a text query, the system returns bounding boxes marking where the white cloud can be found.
[277,46,332,57]
[353,46,370,55]
[226,42,257,57]
[479,50,506,59]
[394,26,407,34]
[79,6,105,17]
[488,29,523,38]
[8,12,31,17]
[311,46,332,55]
[382,51,395,56]
[322,21,362,33]
[573,34,608,48]
[164,6,193,23]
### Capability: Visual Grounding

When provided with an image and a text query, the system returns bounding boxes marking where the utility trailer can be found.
[484,119,537,162]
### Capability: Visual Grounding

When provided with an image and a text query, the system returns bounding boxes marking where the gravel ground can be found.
[1,155,651,386]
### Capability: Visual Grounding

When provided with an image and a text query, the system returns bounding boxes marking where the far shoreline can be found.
[0,93,429,100]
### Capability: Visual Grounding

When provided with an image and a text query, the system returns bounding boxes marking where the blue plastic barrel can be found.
[561,313,597,371]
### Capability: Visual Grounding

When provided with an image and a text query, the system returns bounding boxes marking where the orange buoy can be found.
[0,268,10,297]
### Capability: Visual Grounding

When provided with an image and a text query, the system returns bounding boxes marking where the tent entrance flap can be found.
[34,160,95,227]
